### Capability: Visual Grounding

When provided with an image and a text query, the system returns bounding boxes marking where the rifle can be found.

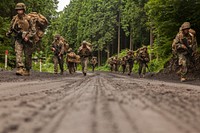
[182,38,195,64]
[53,45,62,60]
[8,28,33,43]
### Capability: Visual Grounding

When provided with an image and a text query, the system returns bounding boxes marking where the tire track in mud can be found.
[41,75,97,133]
[0,75,93,133]
[90,76,120,133]
[0,79,75,103]
[99,76,140,133]
[44,75,121,133]
[103,73,200,133]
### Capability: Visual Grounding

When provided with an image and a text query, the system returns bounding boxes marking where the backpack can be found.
[28,12,48,39]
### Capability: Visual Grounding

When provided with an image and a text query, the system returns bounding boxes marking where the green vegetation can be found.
[0,0,200,73]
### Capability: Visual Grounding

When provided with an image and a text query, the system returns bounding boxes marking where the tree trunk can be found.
[130,32,132,50]
[150,27,153,61]
[107,45,110,60]
[98,49,100,67]
[118,2,121,57]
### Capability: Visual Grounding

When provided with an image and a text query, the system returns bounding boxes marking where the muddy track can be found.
[103,73,200,133]
[0,71,200,133]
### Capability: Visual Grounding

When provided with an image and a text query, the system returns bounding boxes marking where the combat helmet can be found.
[15,3,26,11]
[68,48,73,52]
[181,22,190,30]
[82,40,87,45]
[54,34,61,39]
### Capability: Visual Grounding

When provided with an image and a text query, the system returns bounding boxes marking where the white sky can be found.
[57,0,71,11]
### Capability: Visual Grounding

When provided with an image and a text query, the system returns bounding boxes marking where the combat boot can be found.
[16,67,24,76]
[22,69,30,76]
[83,72,87,76]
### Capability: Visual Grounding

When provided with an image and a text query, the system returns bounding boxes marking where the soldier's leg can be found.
[15,40,25,75]
[72,63,75,73]
[68,62,73,74]
[74,63,77,72]
[110,65,112,72]
[138,61,142,76]
[84,58,88,74]
[115,64,118,72]
[128,63,133,75]
[81,58,85,73]
[92,65,95,72]
[53,56,58,74]
[24,43,34,74]
[178,54,188,81]
[142,63,146,77]
[59,55,64,74]
[122,65,124,73]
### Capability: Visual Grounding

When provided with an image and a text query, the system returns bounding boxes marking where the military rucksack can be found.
[28,12,48,39]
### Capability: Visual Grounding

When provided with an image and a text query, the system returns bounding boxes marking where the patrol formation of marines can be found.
[107,46,149,78]
[6,3,198,82]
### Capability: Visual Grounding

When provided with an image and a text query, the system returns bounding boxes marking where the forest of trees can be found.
[0,0,200,72]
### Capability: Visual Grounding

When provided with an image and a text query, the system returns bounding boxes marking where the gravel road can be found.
[0,71,200,133]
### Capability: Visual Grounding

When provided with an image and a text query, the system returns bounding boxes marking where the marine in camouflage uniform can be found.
[172,22,197,82]
[78,41,92,76]
[126,50,135,75]
[6,3,36,76]
[137,46,150,78]
[51,34,65,74]
[90,56,97,72]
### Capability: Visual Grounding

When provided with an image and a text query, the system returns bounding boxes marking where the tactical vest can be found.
[12,14,30,32]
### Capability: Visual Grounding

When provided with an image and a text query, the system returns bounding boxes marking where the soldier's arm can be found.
[51,42,56,51]
[6,16,16,36]
[174,33,187,49]
[77,46,83,54]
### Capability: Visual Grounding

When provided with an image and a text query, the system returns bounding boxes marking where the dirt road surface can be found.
[0,71,200,133]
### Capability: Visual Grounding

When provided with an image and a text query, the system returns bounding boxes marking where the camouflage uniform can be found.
[78,41,92,76]
[108,57,114,72]
[137,46,150,77]
[6,3,36,76]
[90,57,97,72]
[51,35,65,74]
[126,50,135,75]
[172,22,197,81]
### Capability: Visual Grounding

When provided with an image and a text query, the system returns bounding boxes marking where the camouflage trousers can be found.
[67,62,75,74]
[127,62,134,74]
[138,61,147,75]
[91,64,97,72]
[122,64,126,73]
[177,53,188,78]
[81,57,89,73]
[15,40,34,71]
[53,55,64,73]
[114,64,118,72]
[110,64,114,72]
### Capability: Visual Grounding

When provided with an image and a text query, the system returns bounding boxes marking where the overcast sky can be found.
[57,0,71,11]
